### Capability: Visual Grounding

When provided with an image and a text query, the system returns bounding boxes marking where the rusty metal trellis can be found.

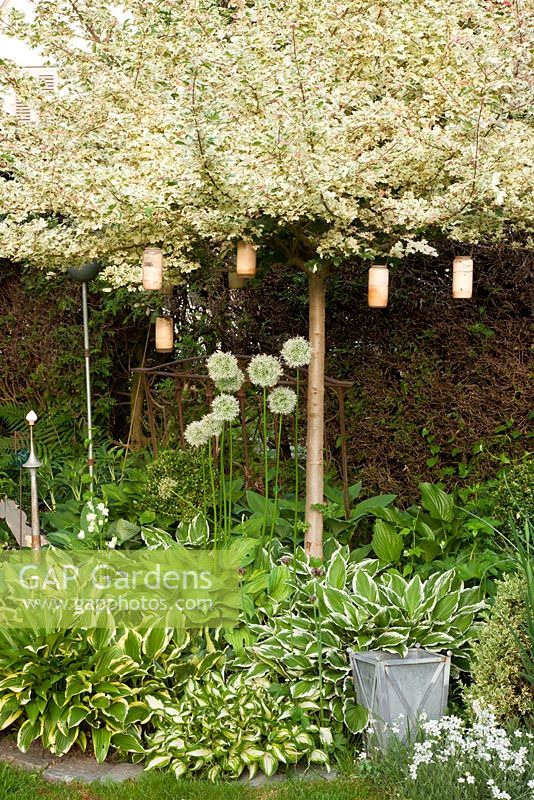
[131,356,353,508]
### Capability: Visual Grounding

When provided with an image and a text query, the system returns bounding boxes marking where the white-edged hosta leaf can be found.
[343,698,368,733]
[92,727,111,763]
[326,552,347,590]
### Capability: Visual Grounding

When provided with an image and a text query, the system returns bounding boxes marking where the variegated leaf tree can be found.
[0,0,532,557]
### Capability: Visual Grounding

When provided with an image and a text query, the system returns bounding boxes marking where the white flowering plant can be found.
[46,497,112,550]
[402,705,534,800]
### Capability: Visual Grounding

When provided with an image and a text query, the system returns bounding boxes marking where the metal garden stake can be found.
[22,410,42,550]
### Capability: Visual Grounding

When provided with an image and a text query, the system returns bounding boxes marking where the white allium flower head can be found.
[268,387,297,415]
[202,412,224,438]
[215,367,245,394]
[281,336,312,368]
[211,393,240,422]
[207,351,239,383]
[247,354,283,388]
[184,420,209,448]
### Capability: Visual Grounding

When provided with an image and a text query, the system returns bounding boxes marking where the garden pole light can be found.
[22,410,42,551]
[67,261,103,495]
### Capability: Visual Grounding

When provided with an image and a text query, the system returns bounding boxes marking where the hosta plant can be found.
[145,670,332,781]
[242,550,484,734]
[0,624,223,762]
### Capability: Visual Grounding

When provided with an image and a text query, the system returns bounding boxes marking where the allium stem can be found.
[220,424,227,541]
[293,368,300,568]
[228,419,233,532]
[262,387,269,540]
[269,414,283,546]
[208,438,218,551]
[201,446,208,535]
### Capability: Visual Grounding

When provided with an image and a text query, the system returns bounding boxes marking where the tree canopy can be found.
[0,0,532,287]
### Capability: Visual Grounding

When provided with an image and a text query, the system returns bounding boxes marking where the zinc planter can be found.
[348,646,451,751]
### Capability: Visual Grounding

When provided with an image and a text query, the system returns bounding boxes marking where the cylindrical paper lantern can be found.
[142,247,164,290]
[155,316,174,353]
[452,256,473,299]
[236,242,257,277]
[368,265,389,308]
[228,271,246,289]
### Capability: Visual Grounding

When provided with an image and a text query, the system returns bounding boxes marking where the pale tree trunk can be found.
[304,269,326,560]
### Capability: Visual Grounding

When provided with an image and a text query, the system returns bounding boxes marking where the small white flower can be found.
[201,413,223,438]
[215,368,245,394]
[184,419,209,448]
[86,512,96,522]
[207,351,239,383]
[268,387,297,415]
[96,502,106,512]
[211,393,240,422]
[247,354,283,388]
[102,507,109,517]
[77,531,85,540]
[107,536,117,549]
[281,336,312,368]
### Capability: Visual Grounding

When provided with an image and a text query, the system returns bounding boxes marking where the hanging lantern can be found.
[142,247,164,290]
[452,256,473,299]
[236,242,257,277]
[155,316,174,353]
[368,265,389,308]
[228,271,246,289]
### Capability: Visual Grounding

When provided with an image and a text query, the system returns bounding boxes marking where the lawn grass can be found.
[0,762,392,800]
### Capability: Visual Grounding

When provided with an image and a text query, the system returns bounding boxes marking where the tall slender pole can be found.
[304,269,326,560]
[22,410,42,551]
[81,281,94,494]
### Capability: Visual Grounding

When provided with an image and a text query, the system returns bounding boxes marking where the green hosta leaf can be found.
[196,651,224,677]
[419,483,454,523]
[371,631,408,651]
[111,732,145,754]
[92,727,111,763]
[125,702,151,725]
[351,495,397,520]
[0,695,23,730]
[343,698,368,733]
[433,591,460,622]
[290,679,321,699]
[53,727,78,755]
[105,699,128,724]
[268,566,291,603]
[241,747,265,765]
[403,575,424,617]
[143,627,172,660]
[65,675,91,702]
[353,570,380,604]
[145,754,172,770]
[260,752,278,776]
[188,748,212,758]
[326,552,347,590]
[319,586,353,617]
[245,491,276,517]
[372,520,403,564]
[16,718,41,752]
[309,749,329,764]
[121,630,142,664]
[418,632,456,648]
[67,705,89,729]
